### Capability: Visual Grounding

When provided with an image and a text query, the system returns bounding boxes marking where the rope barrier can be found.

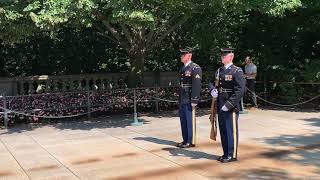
[245,87,320,107]
[153,88,318,107]
[199,98,213,102]
[151,97,212,103]
[1,86,318,123]
[0,102,117,119]
[255,81,320,85]
[152,97,178,103]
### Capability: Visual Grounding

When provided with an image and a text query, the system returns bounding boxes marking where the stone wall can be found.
[0,71,214,96]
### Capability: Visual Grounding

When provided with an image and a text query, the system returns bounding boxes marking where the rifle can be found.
[209,67,220,141]
[209,97,217,141]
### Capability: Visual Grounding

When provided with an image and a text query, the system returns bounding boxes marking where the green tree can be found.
[235,0,320,82]
[1,0,302,86]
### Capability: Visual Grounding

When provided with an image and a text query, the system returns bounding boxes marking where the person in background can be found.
[244,56,258,108]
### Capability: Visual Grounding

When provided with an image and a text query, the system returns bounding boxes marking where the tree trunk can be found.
[128,51,145,88]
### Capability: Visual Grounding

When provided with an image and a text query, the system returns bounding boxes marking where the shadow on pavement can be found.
[134,136,218,160]
[0,114,150,135]
[257,117,320,174]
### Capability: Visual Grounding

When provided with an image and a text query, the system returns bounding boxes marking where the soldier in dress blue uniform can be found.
[176,48,202,148]
[209,48,245,162]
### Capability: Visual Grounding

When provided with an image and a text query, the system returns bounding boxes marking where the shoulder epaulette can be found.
[191,62,200,70]
[231,65,242,73]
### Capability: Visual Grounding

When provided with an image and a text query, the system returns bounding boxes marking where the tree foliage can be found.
[2,0,319,85]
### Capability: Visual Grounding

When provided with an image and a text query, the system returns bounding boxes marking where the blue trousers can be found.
[179,103,196,144]
[218,111,239,158]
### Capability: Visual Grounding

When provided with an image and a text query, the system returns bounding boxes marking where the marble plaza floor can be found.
[0,108,319,180]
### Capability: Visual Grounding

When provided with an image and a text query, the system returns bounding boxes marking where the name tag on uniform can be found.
[185,71,191,76]
[225,75,232,81]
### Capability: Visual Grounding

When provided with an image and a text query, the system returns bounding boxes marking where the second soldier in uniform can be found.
[209,48,245,162]
[176,48,202,148]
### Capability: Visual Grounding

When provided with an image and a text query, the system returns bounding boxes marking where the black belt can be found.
[218,87,233,93]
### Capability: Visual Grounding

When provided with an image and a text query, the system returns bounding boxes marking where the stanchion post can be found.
[131,88,143,126]
[3,95,8,129]
[155,85,159,113]
[264,78,267,106]
[87,89,91,120]
[240,97,248,114]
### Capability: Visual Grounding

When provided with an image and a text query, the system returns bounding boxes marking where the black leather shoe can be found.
[220,156,237,163]
[217,155,226,162]
[180,143,196,148]
[176,142,185,147]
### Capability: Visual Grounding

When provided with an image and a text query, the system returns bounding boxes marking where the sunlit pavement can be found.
[0,108,319,180]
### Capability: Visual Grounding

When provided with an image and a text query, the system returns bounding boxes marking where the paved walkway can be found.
[0,108,319,180]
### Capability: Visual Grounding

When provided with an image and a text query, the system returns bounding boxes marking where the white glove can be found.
[221,105,228,111]
[191,103,197,107]
[210,88,218,98]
